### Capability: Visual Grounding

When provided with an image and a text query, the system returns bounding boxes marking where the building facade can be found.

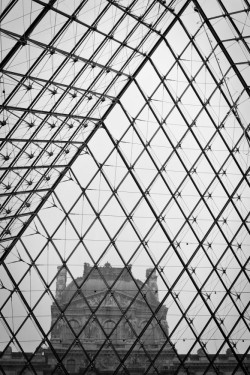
[48,262,173,373]
[0,263,249,374]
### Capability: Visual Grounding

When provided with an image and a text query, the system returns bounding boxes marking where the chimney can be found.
[83,262,90,276]
[146,268,159,301]
[55,266,67,300]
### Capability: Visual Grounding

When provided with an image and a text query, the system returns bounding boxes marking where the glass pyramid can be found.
[0,0,249,374]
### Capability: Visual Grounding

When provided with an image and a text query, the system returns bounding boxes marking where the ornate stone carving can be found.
[88,296,101,306]
[87,293,132,308]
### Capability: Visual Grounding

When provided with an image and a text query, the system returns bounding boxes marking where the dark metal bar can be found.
[0,0,58,71]
[0,105,100,121]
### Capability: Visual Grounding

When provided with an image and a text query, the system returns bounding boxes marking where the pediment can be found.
[71,290,147,309]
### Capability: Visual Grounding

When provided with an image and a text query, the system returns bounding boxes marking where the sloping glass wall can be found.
[0,0,249,374]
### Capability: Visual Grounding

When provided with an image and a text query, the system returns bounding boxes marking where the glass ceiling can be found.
[0,0,250,373]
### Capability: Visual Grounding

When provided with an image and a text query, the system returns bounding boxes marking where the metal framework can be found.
[0,0,249,374]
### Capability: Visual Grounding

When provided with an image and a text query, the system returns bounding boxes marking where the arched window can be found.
[124,320,136,340]
[83,321,100,340]
[103,320,117,343]
[66,359,76,373]
[65,319,80,341]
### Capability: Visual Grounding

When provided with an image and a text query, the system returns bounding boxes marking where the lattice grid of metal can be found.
[0,0,250,374]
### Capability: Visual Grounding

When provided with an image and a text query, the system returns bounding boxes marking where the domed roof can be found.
[60,263,159,307]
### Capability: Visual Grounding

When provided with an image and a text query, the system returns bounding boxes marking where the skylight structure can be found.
[0,0,249,374]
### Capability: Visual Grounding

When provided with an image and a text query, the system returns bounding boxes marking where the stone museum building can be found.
[48,262,173,373]
[0,264,249,374]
